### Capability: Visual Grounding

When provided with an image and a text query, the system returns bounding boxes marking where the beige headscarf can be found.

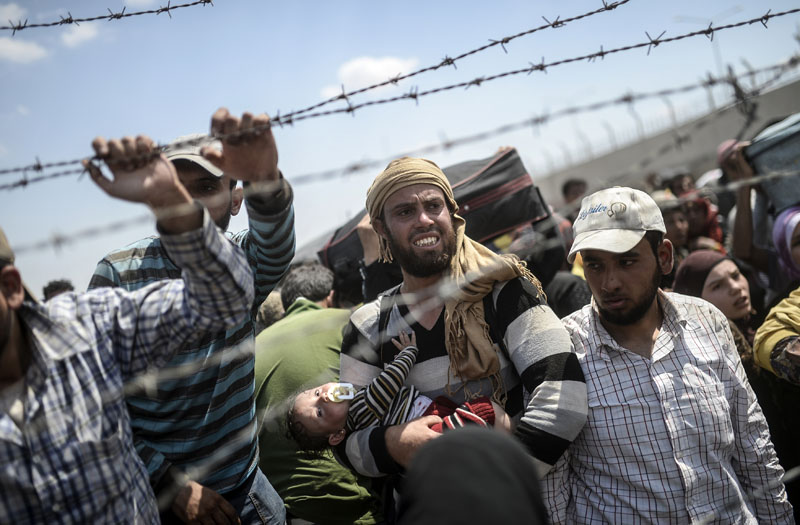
[366,157,542,403]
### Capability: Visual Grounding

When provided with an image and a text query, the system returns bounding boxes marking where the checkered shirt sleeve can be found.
[0,209,254,523]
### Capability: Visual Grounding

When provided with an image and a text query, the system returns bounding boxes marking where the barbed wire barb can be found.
[704,22,715,41]
[158,1,173,18]
[9,18,27,35]
[489,37,511,54]
[760,9,772,28]
[542,15,565,29]
[106,7,126,21]
[645,30,667,56]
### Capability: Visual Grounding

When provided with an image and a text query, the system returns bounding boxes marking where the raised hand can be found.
[85,135,190,208]
[202,108,279,183]
[85,135,198,233]
[391,330,417,351]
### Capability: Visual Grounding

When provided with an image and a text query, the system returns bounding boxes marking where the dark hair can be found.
[644,230,665,260]
[286,399,334,454]
[43,279,74,301]
[280,262,334,310]
[561,178,587,199]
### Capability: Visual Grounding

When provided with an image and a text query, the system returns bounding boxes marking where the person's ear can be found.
[323,290,335,308]
[0,266,25,310]
[372,218,388,241]
[658,239,674,275]
[230,185,244,216]
[328,428,346,446]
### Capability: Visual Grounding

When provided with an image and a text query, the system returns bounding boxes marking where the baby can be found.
[288,331,511,451]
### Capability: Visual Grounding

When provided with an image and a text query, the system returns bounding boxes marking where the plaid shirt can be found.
[0,210,254,524]
[544,292,793,524]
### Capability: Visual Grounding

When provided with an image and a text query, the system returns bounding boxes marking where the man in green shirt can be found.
[254,263,381,524]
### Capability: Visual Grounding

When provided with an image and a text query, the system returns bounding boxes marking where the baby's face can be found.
[293,382,350,436]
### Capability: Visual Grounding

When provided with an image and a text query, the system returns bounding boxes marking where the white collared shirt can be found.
[544,291,793,524]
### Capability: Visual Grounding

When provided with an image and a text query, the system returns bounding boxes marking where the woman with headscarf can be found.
[674,251,756,368]
[674,250,800,515]
[772,205,800,283]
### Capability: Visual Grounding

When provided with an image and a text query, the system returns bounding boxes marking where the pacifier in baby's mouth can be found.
[326,383,355,402]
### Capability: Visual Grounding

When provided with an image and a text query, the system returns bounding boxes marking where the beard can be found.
[597,264,662,326]
[214,198,233,231]
[386,225,457,278]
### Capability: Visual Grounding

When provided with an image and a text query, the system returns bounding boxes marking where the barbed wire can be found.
[1,6,797,181]
[265,7,800,126]
[3,51,797,194]
[0,0,213,34]
[9,56,798,256]
[0,0,631,178]
[291,56,798,186]
[603,57,792,190]
[0,0,632,177]
[283,0,633,119]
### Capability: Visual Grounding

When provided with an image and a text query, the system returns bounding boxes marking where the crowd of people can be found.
[2,105,800,524]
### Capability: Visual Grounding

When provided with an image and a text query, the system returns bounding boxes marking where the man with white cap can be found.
[89,108,294,524]
[543,186,793,523]
[0,137,255,523]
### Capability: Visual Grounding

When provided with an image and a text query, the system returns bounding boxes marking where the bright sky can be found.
[1,0,799,295]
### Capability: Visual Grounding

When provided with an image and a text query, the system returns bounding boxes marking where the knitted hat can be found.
[673,250,730,298]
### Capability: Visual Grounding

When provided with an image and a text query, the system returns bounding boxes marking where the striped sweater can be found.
[339,277,588,478]
[88,180,295,495]
[346,345,422,432]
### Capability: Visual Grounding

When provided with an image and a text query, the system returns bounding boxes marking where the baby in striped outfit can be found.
[288,331,511,451]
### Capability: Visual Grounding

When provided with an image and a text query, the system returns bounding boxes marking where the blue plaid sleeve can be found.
[98,207,255,380]
[229,177,295,310]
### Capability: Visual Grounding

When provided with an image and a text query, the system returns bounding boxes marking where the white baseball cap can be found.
[567,187,666,263]
[165,133,223,177]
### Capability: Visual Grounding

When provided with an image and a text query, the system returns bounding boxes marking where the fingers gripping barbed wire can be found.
[3,51,798,194]
[280,0,634,120]
[2,6,798,181]
[0,0,214,34]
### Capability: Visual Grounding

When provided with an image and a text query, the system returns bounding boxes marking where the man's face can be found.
[0,266,25,366]
[175,164,241,231]
[582,238,670,326]
[376,184,457,278]
[565,183,587,204]
[664,209,689,248]
[684,201,706,238]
